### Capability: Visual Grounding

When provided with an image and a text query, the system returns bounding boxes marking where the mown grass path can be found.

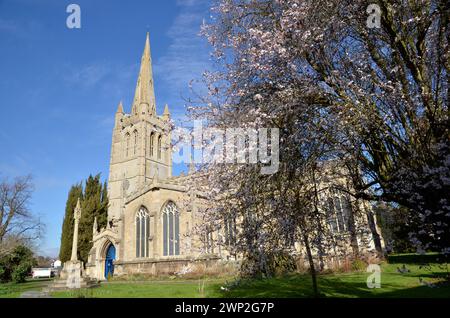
[0,278,53,298]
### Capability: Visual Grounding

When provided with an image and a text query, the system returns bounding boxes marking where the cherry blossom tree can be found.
[185,0,449,296]
[193,0,448,253]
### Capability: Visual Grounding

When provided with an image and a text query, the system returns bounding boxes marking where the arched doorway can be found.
[104,244,116,279]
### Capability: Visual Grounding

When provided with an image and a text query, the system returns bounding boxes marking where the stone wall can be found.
[114,257,221,277]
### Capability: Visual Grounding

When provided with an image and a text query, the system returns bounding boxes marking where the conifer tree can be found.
[59,175,109,264]
[98,181,109,231]
[78,174,104,263]
[58,183,83,262]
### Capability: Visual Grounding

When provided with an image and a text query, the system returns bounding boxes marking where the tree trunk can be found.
[302,233,319,297]
[312,168,325,271]
[366,208,383,257]
[347,202,360,258]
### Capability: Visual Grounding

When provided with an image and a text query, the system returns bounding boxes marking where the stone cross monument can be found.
[64,198,83,288]
[49,198,98,290]
[71,198,82,261]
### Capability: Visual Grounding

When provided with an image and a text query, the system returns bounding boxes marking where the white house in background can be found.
[52,260,62,268]
[31,268,52,279]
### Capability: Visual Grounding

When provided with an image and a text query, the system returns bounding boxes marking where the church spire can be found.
[132,32,156,116]
[116,101,124,114]
[114,101,124,127]
[162,103,170,120]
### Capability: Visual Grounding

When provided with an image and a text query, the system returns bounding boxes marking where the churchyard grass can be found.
[221,254,450,298]
[51,254,449,298]
[51,278,227,298]
[0,278,53,298]
[221,262,450,298]
[1,254,448,298]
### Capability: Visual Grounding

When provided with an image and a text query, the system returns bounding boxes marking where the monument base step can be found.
[46,278,99,291]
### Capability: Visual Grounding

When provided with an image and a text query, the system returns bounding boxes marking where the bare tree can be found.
[0,175,42,256]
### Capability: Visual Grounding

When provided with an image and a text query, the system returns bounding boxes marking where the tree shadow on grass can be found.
[217,274,377,298]
[388,254,448,265]
[217,275,314,298]
[319,276,450,298]
[377,285,450,298]
[217,273,450,298]
[401,271,449,279]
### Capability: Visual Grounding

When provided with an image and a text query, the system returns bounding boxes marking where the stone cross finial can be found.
[93,216,98,235]
[74,198,81,221]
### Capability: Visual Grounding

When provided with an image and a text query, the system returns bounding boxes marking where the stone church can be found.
[86,33,213,280]
[85,34,383,280]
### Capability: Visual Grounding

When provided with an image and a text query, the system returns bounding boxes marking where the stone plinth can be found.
[49,260,98,291]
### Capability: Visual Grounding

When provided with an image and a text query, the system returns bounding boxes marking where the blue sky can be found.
[0,0,212,257]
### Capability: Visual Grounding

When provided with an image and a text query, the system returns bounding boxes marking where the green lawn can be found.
[222,263,449,298]
[0,278,53,298]
[51,279,227,298]
[221,254,449,298]
[1,254,449,298]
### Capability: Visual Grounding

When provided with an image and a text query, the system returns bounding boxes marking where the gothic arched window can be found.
[133,130,138,155]
[125,133,131,157]
[162,201,179,256]
[135,206,150,258]
[224,215,237,246]
[157,135,162,160]
[149,132,154,157]
[204,228,214,254]
[326,192,351,234]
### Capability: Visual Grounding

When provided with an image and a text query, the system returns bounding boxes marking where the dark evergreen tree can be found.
[98,181,109,231]
[58,183,83,262]
[59,175,108,264]
[78,174,108,264]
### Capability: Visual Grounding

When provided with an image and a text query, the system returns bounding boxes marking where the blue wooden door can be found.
[104,244,116,279]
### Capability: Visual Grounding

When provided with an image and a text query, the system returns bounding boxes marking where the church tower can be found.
[107,33,172,221]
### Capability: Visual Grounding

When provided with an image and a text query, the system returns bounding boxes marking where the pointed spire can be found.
[93,217,98,235]
[132,32,156,116]
[162,103,170,120]
[116,101,124,114]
